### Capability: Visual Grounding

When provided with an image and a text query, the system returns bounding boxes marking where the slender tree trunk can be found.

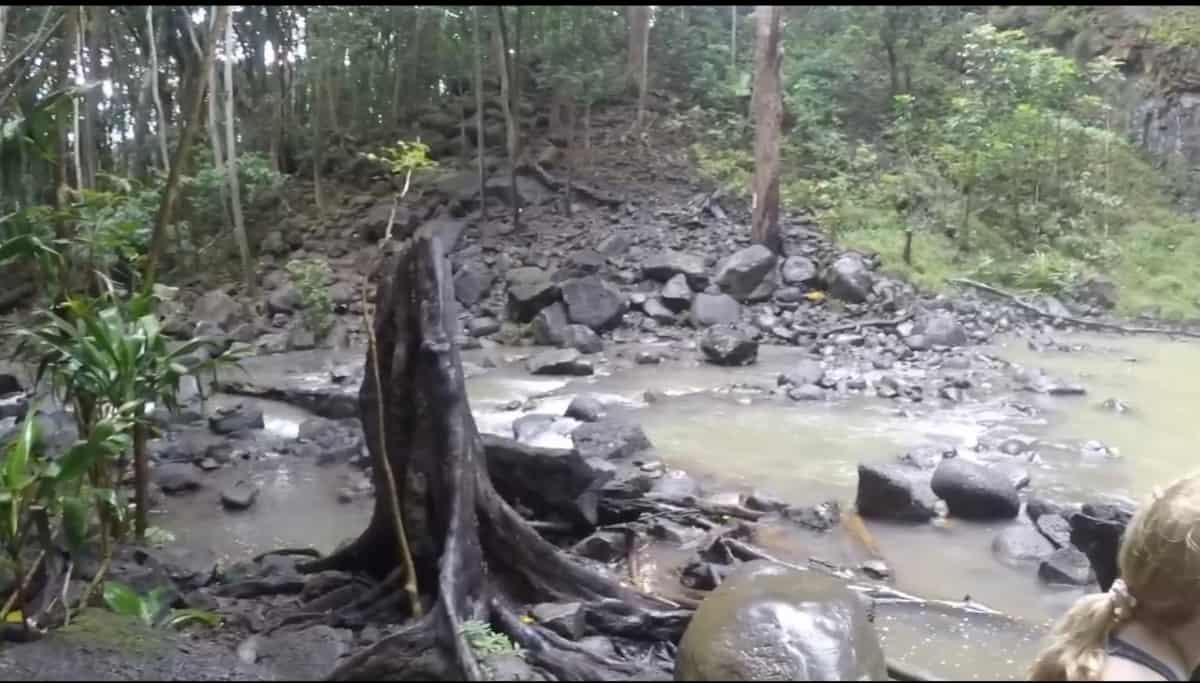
[0,7,8,65]
[224,9,255,298]
[133,421,148,541]
[472,6,487,225]
[143,5,227,289]
[730,5,737,82]
[71,7,83,191]
[637,9,650,131]
[625,6,648,96]
[81,5,100,188]
[495,7,519,231]
[403,9,424,121]
[313,63,326,215]
[750,5,783,254]
[147,6,170,174]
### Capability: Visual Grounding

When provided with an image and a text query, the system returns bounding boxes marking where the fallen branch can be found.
[949,278,1200,339]
[793,312,914,339]
[520,160,623,208]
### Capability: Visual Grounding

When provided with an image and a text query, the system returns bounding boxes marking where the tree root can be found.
[949,278,1200,338]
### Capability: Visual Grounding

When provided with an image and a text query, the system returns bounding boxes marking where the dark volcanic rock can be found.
[560,276,625,332]
[571,419,652,460]
[531,302,570,346]
[562,325,603,354]
[824,254,875,304]
[781,256,818,286]
[220,483,260,511]
[1069,502,1134,592]
[483,434,614,527]
[643,250,709,290]
[208,405,265,435]
[918,312,967,347]
[715,245,777,301]
[527,349,593,376]
[565,395,604,422]
[1038,547,1096,586]
[453,263,495,306]
[699,326,758,366]
[506,267,560,323]
[993,520,1056,566]
[855,463,940,522]
[660,274,694,312]
[155,463,202,495]
[690,293,741,327]
[931,458,1020,520]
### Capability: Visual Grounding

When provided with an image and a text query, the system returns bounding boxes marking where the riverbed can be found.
[151,331,1200,680]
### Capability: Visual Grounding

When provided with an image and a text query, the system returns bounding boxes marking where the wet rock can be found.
[642,298,678,324]
[154,463,202,495]
[1081,440,1119,459]
[993,520,1056,566]
[699,326,758,366]
[1035,513,1072,549]
[559,250,606,280]
[918,312,967,347]
[1026,495,1068,524]
[643,250,708,289]
[220,482,260,511]
[468,317,502,337]
[786,500,841,532]
[855,463,940,522]
[532,302,570,346]
[266,287,303,315]
[676,561,886,681]
[1038,547,1096,587]
[690,293,741,327]
[256,625,352,680]
[1069,502,1134,591]
[571,419,652,460]
[746,491,789,513]
[454,263,495,306]
[824,254,875,304]
[562,324,603,354]
[715,245,777,301]
[781,256,818,286]
[787,385,825,401]
[483,653,547,681]
[565,395,604,422]
[661,274,694,312]
[647,470,700,503]
[527,349,593,376]
[572,530,628,563]
[194,289,241,331]
[860,560,891,580]
[512,414,563,444]
[531,602,586,640]
[777,360,825,387]
[506,268,560,323]
[931,458,1020,520]
[209,405,265,435]
[560,276,625,331]
[484,434,615,527]
[649,518,704,544]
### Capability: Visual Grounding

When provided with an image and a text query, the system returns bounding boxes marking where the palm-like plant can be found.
[20,293,245,542]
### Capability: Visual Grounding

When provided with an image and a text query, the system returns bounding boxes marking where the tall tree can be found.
[146,6,170,174]
[472,6,487,225]
[750,5,783,254]
[224,7,255,298]
[625,6,649,96]
[495,6,519,231]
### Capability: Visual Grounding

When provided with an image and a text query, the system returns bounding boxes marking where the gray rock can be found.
[287,325,317,351]
[635,351,662,365]
[596,234,630,257]
[328,282,355,305]
[919,312,967,347]
[824,254,875,304]
[261,231,287,256]
[778,360,825,387]
[220,483,260,511]
[527,349,593,376]
[256,625,352,680]
[565,395,604,422]
[932,458,1020,520]
[643,250,709,289]
[209,405,265,434]
[531,602,586,641]
[194,289,241,331]
[642,298,677,324]
[1035,513,1072,549]
[571,530,628,563]
[676,561,886,681]
[993,521,1056,566]
[690,293,741,327]
[699,326,758,366]
[571,419,652,460]
[781,256,818,286]
[468,317,502,337]
[532,302,570,346]
[563,325,603,354]
[661,274,694,312]
[506,268,560,323]
[0,374,22,397]
[267,286,303,315]
[855,463,940,522]
[155,463,202,495]
[296,418,364,466]
[560,276,625,331]
[648,470,700,503]
[1073,276,1118,311]
[1038,547,1096,586]
[787,384,825,401]
[715,245,777,301]
[454,263,496,307]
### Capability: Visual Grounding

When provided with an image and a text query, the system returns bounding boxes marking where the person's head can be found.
[1030,473,1200,681]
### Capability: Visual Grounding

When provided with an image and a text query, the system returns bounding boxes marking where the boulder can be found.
[690,293,741,327]
[714,245,777,301]
[993,521,1056,566]
[255,625,352,681]
[296,418,365,466]
[642,251,709,289]
[565,395,604,422]
[787,385,825,401]
[642,298,678,325]
[155,463,202,495]
[699,326,758,366]
[208,405,265,435]
[527,349,593,376]
[483,434,614,527]
[777,360,826,387]
[328,282,355,305]
[267,287,303,315]
[1038,547,1096,587]
[781,256,818,286]
[1035,513,1072,549]
[572,531,627,563]
[1072,276,1118,311]
[855,463,941,522]
[1069,502,1134,592]
[660,274,694,312]
[220,483,260,511]
[562,325,603,354]
[454,263,495,306]
[558,250,606,280]
[467,317,501,337]
[506,268,559,323]
[571,419,652,460]
[824,254,875,304]
[919,312,967,347]
[931,458,1019,520]
[560,276,625,331]
[531,302,570,346]
[676,561,887,681]
[531,602,586,641]
[596,234,630,257]
[194,289,241,331]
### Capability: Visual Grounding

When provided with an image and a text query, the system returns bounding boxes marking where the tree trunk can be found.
[637,8,650,131]
[750,5,783,254]
[625,6,649,96]
[494,7,519,231]
[133,421,148,541]
[730,5,737,82]
[472,6,487,225]
[143,5,226,288]
[183,9,231,230]
[313,63,326,216]
[147,6,170,174]
[224,9,256,299]
[70,7,83,191]
[295,227,686,682]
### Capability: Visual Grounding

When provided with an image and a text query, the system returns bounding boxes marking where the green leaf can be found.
[62,496,89,553]
[165,608,222,629]
[102,581,145,621]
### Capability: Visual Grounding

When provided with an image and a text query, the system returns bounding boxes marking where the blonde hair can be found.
[1030,474,1200,681]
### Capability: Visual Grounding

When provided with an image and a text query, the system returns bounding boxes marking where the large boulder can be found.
[454,263,495,307]
[527,349,593,376]
[993,520,1056,566]
[1038,547,1096,587]
[781,256,819,286]
[931,458,1020,520]
[506,267,560,323]
[571,420,652,460]
[532,302,570,346]
[1069,502,1134,592]
[715,245,777,302]
[855,463,941,522]
[676,561,887,681]
[690,293,741,327]
[563,325,603,354]
[777,360,826,388]
[660,274,694,312]
[643,251,709,290]
[560,276,625,332]
[194,289,241,331]
[824,254,875,304]
[699,326,758,366]
[483,434,614,527]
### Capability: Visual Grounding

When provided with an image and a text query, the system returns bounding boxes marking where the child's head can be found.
[1030,473,1200,681]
